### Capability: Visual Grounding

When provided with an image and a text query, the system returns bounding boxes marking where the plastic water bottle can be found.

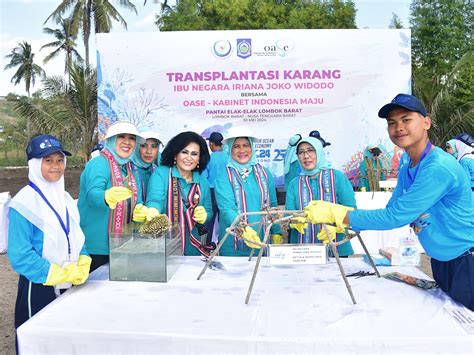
[399,228,420,266]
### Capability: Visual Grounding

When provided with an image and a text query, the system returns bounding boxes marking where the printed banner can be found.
[97,29,411,186]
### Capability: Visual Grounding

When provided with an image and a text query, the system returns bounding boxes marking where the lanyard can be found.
[29,181,71,255]
[407,141,432,187]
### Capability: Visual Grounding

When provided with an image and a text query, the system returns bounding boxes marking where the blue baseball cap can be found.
[378,93,427,118]
[26,134,72,161]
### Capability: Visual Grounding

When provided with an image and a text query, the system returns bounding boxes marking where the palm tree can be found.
[14,64,98,161]
[41,18,83,75]
[4,41,45,97]
[45,0,137,68]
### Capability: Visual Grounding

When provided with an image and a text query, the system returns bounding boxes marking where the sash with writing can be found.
[297,169,336,244]
[101,149,138,235]
[226,164,269,250]
[166,169,209,256]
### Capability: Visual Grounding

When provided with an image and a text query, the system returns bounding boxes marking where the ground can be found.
[0,166,432,354]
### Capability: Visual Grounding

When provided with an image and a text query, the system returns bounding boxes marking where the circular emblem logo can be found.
[213,40,232,58]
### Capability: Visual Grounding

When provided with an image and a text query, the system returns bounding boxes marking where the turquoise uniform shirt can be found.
[8,208,87,283]
[77,156,142,255]
[285,169,356,256]
[146,166,213,256]
[204,150,228,188]
[133,164,156,202]
[215,165,280,257]
[459,158,474,190]
[350,148,474,261]
[284,160,301,192]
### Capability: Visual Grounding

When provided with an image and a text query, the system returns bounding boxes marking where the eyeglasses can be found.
[297,149,316,157]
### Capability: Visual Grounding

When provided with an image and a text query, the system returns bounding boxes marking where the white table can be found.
[17,257,473,354]
[352,192,424,254]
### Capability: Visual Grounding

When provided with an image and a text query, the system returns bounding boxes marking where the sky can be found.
[0,0,411,96]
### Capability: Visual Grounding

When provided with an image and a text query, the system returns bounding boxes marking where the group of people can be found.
[8,93,474,335]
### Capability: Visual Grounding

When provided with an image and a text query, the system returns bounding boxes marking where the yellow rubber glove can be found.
[242,227,261,249]
[193,206,207,224]
[304,200,353,229]
[105,186,132,209]
[289,216,308,234]
[271,234,283,244]
[43,264,69,286]
[317,225,337,244]
[145,207,160,222]
[132,203,148,223]
[72,255,92,285]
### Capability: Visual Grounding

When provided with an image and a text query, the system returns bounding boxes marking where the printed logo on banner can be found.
[254,39,295,57]
[237,39,252,59]
[212,40,232,58]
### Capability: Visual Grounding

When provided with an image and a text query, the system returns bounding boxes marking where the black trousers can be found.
[90,254,110,273]
[431,248,474,311]
[15,275,57,329]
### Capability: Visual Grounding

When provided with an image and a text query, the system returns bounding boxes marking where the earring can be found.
[174,159,177,165]
[197,163,200,169]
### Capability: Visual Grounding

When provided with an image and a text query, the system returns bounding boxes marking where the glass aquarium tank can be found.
[109,224,182,282]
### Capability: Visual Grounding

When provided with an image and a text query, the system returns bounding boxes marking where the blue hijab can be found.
[446,139,458,158]
[104,136,136,166]
[131,138,159,168]
[284,134,301,175]
[297,137,332,176]
[226,137,258,170]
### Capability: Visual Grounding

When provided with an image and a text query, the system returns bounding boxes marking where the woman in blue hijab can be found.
[285,137,356,256]
[215,128,281,256]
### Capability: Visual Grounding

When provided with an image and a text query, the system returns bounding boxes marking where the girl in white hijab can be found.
[8,134,90,330]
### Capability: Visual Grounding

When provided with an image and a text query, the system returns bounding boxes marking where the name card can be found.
[268,244,328,265]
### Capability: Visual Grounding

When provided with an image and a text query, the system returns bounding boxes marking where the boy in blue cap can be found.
[8,134,91,329]
[302,93,474,310]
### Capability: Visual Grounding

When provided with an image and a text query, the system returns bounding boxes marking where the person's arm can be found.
[214,173,238,229]
[146,166,168,213]
[349,162,455,231]
[335,170,357,209]
[199,176,213,223]
[8,208,50,283]
[81,157,111,208]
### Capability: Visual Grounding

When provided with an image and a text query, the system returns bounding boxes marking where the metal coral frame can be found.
[197,207,380,304]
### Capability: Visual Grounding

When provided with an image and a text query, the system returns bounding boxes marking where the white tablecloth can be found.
[17,257,472,354]
[352,192,424,254]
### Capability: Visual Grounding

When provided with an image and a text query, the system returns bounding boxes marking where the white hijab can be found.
[455,140,474,161]
[10,155,84,267]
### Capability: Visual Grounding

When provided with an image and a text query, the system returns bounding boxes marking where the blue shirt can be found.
[350,148,474,261]
[78,156,142,255]
[8,208,87,283]
[204,150,228,188]
[285,169,356,256]
[215,165,280,256]
[459,157,474,190]
[146,166,213,256]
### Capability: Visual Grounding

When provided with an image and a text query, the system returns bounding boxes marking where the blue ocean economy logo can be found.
[237,38,252,59]
[212,40,232,58]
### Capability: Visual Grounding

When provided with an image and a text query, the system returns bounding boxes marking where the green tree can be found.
[45,0,138,68]
[389,13,403,29]
[41,18,83,75]
[410,0,473,145]
[4,41,45,97]
[156,0,356,30]
[13,64,98,162]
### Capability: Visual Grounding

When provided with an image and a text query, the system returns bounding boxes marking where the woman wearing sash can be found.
[358,144,386,191]
[8,135,90,329]
[215,129,282,257]
[78,121,145,272]
[147,131,213,256]
[131,131,162,203]
[285,136,356,257]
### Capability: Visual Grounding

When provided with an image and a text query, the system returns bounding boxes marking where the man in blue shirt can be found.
[204,132,228,243]
[303,93,474,310]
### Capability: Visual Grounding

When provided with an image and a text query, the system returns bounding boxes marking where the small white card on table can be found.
[268,244,327,265]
